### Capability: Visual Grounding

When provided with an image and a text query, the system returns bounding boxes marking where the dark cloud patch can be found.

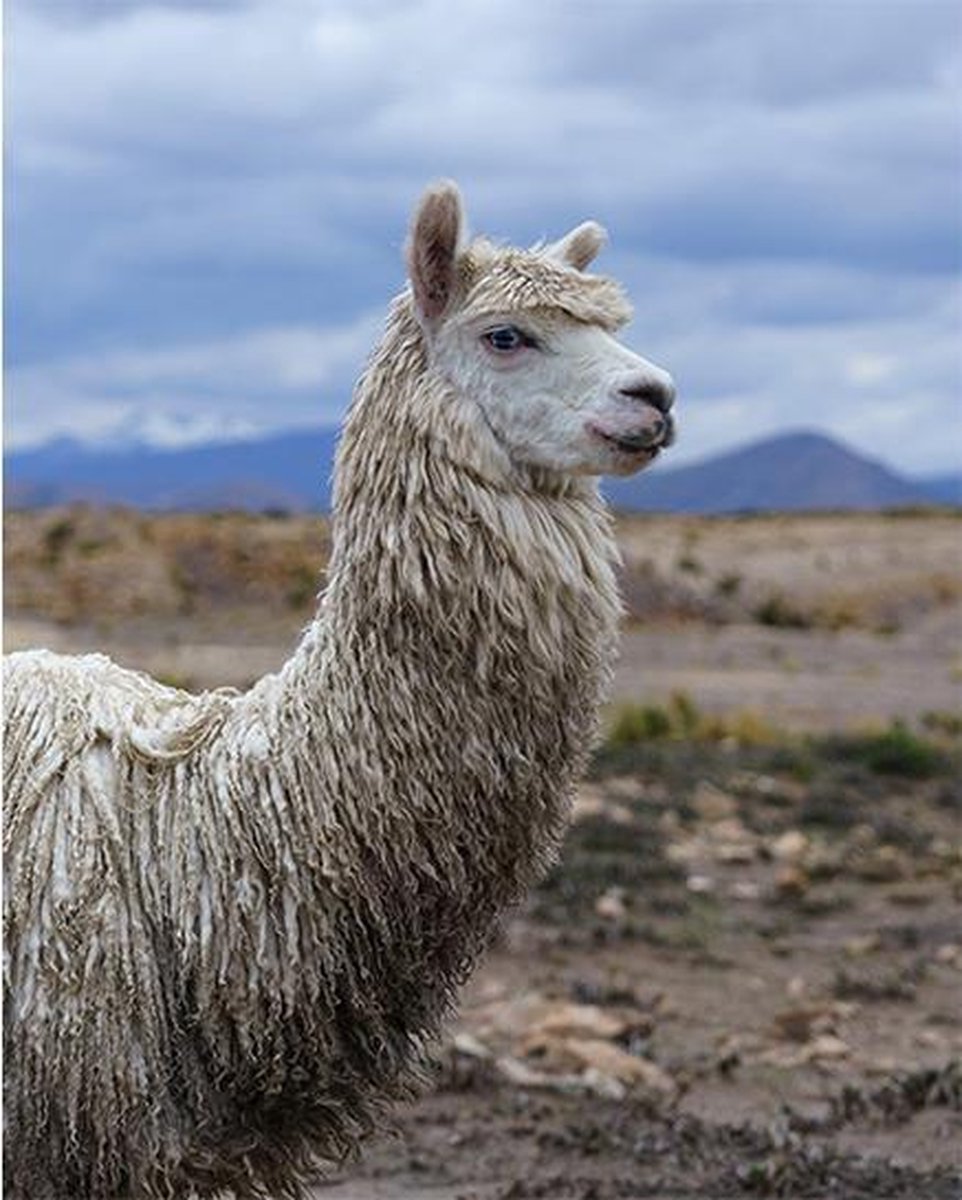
[20,0,253,23]
[709,267,952,329]
[531,1,961,106]
[6,0,961,471]
[634,170,961,275]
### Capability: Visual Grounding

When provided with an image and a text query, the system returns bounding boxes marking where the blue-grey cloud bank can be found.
[7,0,962,474]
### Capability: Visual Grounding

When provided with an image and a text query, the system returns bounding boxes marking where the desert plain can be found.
[4,506,961,1199]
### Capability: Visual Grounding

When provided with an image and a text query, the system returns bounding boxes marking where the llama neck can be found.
[317,294,622,777]
[274,298,621,986]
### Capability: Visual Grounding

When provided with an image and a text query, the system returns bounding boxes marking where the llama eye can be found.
[483,325,535,354]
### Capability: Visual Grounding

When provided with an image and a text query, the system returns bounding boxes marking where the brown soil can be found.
[4,508,961,1198]
[6,509,961,733]
[312,727,962,1198]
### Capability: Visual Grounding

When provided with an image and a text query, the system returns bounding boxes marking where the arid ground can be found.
[4,507,961,1199]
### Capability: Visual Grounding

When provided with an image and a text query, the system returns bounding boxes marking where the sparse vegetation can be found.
[41,517,75,565]
[816,721,951,780]
[604,692,781,751]
[922,709,962,739]
[833,964,923,1004]
[754,591,813,630]
[9,508,960,649]
[5,507,330,627]
[285,564,318,610]
[5,505,961,1198]
[603,699,961,788]
[607,702,673,745]
[714,570,743,597]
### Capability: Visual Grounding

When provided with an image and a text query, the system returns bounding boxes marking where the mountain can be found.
[603,431,933,513]
[4,428,950,514]
[4,429,340,513]
[914,472,962,506]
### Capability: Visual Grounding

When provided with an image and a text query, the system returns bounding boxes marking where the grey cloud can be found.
[6,0,961,473]
[530,2,960,105]
[10,1,956,271]
[19,0,254,23]
[7,313,381,448]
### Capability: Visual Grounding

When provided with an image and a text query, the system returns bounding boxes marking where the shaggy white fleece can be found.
[3,182,674,1199]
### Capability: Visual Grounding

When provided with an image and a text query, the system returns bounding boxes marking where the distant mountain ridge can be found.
[5,428,342,512]
[919,472,962,506]
[603,431,935,512]
[4,428,953,514]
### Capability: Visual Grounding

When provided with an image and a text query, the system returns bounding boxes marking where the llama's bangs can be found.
[457,248,633,331]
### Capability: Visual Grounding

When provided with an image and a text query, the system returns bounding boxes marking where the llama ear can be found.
[545,220,607,271]
[406,180,466,324]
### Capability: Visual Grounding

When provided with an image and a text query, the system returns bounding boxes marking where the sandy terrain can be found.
[7,611,960,738]
[4,508,961,1198]
[6,509,960,732]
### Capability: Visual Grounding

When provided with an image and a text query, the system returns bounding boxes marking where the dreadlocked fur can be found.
[4,182,673,1199]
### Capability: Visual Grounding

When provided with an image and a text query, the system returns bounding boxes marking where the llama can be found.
[3,181,676,1200]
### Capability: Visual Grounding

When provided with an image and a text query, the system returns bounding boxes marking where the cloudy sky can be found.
[7,0,961,474]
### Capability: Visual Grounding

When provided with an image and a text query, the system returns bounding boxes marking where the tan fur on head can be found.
[3,180,672,1200]
[407,185,630,332]
[456,244,632,330]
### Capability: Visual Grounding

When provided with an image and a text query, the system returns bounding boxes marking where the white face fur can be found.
[407,182,676,479]
[432,308,676,478]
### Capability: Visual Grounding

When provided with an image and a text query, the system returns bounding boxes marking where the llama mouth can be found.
[609,433,661,454]
[589,423,671,458]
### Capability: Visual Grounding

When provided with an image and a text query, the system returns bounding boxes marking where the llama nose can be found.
[617,374,676,414]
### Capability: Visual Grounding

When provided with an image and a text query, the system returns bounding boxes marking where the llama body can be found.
[3,184,675,1199]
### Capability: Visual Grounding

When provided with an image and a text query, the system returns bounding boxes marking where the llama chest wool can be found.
[3,181,675,1200]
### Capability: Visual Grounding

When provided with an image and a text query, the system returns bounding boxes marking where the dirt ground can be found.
[5,508,961,733]
[4,509,961,1198]
[311,732,962,1199]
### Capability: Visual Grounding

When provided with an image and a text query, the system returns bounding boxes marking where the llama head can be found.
[405,181,676,479]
